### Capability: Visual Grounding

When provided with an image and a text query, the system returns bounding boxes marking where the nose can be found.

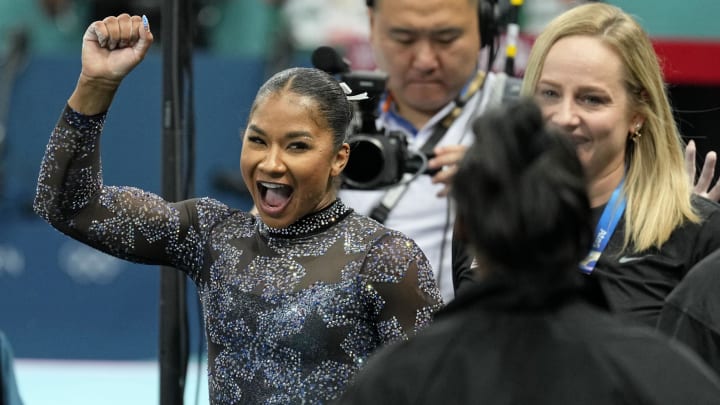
[547,97,580,130]
[257,147,286,176]
[412,40,439,73]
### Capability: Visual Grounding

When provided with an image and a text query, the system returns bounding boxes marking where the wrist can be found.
[68,73,121,115]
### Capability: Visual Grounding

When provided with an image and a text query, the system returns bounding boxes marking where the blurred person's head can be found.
[452,99,592,277]
[367,0,482,128]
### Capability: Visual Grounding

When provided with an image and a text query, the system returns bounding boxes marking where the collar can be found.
[379,70,487,135]
[258,199,353,238]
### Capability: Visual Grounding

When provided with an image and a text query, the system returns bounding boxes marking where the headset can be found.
[365,0,500,50]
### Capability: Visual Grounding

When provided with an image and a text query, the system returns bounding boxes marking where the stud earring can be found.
[630,124,642,142]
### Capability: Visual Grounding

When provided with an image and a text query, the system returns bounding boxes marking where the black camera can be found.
[312,46,436,190]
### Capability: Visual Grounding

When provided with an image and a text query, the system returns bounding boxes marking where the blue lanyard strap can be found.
[579,178,626,274]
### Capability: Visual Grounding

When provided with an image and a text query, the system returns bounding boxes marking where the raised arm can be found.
[33,15,233,275]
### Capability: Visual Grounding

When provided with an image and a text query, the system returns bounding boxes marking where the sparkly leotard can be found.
[34,106,443,404]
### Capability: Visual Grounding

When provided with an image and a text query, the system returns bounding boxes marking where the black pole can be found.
[0,28,28,202]
[160,0,195,403]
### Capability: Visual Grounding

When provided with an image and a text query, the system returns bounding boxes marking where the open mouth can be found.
[257,181,294,215]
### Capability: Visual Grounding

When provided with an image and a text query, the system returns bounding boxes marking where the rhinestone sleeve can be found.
[33,105,234,275]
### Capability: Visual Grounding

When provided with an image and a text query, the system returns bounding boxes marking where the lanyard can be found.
[579,178,626,274]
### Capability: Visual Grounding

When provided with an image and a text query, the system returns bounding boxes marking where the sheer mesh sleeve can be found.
[360,232,443,343]
[33,105,235,277]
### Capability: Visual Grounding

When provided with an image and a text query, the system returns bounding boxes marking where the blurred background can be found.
[0,0,717,404]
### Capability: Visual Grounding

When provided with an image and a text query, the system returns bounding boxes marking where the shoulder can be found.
[681,195,720,253]
[345,212,416,245]
[184,197,249,231]
[692,194,720,220]
[663,195,720,250]
[347,213,432,270]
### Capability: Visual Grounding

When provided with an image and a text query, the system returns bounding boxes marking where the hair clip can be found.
[339,82,369,101]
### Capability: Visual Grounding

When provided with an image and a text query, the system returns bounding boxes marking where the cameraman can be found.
[339,0,516,301]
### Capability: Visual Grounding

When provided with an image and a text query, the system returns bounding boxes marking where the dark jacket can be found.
[339,272,720,405]
[658,247,720,375]
[454,196,720,327]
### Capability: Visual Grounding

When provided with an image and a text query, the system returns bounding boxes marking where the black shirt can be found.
[453,196,720,327]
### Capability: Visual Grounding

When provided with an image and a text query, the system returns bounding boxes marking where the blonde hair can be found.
[521,3,698,252]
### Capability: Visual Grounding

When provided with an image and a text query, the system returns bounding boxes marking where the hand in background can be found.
[685,139,720,201]
[429,144,468,197]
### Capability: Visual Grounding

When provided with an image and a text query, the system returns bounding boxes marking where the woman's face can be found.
[241,90,349,228]
[534,35,642,182]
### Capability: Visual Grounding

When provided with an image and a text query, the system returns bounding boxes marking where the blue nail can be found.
[142,15,149,31]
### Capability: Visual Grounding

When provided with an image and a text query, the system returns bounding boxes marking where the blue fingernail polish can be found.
[142,15,149,31]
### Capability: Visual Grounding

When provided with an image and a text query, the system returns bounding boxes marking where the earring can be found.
[630,124,642,142]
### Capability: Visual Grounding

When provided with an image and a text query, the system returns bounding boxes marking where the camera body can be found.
[338,70,434,190]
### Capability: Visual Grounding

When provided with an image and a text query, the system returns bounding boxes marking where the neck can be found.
[588,161,625,208]
[395,102,436,129]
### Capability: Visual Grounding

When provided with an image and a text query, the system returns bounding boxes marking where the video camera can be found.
[311,46,436,190]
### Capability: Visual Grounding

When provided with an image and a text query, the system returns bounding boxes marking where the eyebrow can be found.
[389,27,463,37]
[537,79,610,94]
[247,124,314,140]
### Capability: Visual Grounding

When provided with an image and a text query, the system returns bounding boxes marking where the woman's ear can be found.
[331,143,350,177]
[629,114,645,135]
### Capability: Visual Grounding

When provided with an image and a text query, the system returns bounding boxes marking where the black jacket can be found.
[339,272,720,405]
[454,196,720,327]
[658,247,720,375]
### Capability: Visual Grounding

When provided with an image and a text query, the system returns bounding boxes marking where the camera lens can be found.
[343,136,385,189]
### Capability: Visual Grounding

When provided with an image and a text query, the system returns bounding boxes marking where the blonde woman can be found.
[453,3,720,326]
[518,2,720,326]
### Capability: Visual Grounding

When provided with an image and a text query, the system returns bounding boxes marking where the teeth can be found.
[260,182,284,189]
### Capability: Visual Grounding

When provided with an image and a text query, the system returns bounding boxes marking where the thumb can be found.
[134,15,154,55]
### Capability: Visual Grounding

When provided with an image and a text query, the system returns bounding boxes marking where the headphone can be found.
[365,0,500,49]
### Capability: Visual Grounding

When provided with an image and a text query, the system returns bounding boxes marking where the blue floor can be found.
[14,358,209,405]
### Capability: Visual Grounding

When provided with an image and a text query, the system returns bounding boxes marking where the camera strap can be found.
[369,71,487,224]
